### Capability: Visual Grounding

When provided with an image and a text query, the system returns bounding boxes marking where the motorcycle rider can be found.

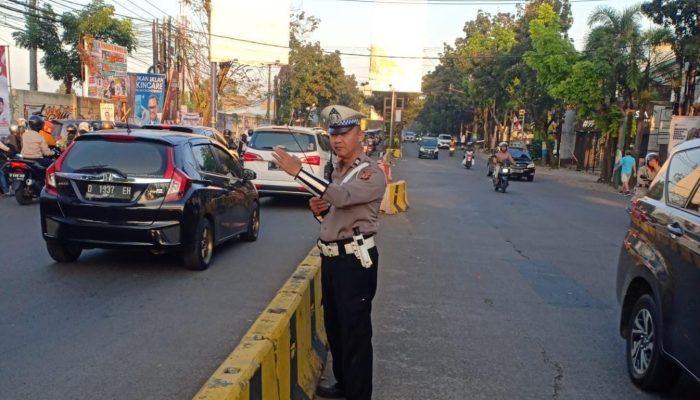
[21,115,54,167]
[634,153,660,199]
[78,121,90,135]
[64,123,79,147]
[7,123,23,154]
[493,141,516,166]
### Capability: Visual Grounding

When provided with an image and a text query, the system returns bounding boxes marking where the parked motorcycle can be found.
[493,161,511,193]
[463,150,474,169]
[6,148,60,205]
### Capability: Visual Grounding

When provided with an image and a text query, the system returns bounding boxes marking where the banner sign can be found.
[180,112,202,126]
[668,116,700,150]
[0,46,10,138]
[129,73,166,125]
[86,39,128,101]
[100,103,115,122]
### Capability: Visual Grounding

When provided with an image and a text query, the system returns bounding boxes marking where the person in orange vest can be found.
[39,119,57,148]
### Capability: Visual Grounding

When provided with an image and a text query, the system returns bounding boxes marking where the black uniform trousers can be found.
[321,247,379,400]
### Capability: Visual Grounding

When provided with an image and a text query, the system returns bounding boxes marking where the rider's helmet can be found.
[9,123,21,135]
[646,152,659,164]
[498,141,508,151]
[78,121,90,134]
[28,115,45,132]
[65,123,78,135]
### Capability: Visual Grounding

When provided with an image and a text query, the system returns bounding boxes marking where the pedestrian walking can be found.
[614,150,637,196]
[271,105,386,400]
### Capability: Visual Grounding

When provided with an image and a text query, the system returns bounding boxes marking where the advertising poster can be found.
[86,39,128,101]
[180,112,202,126]
[0,46,10,139]
[129,73,165,125]
[668,116,700,150]
[100,103,115,122]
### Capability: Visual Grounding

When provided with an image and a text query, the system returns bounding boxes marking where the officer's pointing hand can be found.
[271,148,302,177]
[309,197,330,216]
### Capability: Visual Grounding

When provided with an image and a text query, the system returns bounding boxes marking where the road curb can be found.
[193,248,327,400]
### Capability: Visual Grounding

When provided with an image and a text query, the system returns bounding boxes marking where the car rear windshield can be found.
[509,148,532,160]
[249,131,316,153]
[62,139,170,177]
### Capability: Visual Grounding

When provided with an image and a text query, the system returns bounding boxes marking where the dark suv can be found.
[40,129,260,270]
[617,139,700,391]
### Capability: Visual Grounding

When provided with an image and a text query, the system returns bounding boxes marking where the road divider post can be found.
[194,249,327,400]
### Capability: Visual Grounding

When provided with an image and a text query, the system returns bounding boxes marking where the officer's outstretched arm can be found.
[295,167,385,208]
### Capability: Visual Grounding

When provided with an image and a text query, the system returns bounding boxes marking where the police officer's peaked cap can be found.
[321,105,366,135]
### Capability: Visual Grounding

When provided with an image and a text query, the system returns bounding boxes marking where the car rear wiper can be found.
[73,165,129,179]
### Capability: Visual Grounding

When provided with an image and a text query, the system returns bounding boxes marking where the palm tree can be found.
[586,5,645,182]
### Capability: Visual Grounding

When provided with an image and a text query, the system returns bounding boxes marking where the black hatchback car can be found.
[617,139,700,391]
[40,129,260,270]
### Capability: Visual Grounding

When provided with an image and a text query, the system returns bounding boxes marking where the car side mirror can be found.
[242,168,256,181]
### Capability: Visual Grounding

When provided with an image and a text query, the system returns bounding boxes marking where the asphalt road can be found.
[370,144,700,399]
[0,194,319,399]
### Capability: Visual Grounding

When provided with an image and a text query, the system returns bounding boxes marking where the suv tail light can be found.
[301,155,320,165]
[243,152,263,162]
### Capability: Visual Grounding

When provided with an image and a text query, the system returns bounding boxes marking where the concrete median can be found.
[380,180,409,214]
[194,249,327,400]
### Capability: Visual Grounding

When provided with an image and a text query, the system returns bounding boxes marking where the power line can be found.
[319,0,606,4]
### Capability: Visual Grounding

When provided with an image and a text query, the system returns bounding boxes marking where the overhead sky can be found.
[0,0,646,93]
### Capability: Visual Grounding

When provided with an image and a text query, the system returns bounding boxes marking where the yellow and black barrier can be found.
[380,180,409,214]
[194,249,327,400]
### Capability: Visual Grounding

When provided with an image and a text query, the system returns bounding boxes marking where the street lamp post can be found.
[389,85,396,150]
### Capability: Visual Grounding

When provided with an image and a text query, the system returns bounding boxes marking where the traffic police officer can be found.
[272,105,386,400]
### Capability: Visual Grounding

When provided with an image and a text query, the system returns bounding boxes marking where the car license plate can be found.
[9,173,25,180]
[268,162,279,170]
[85,184,132,200]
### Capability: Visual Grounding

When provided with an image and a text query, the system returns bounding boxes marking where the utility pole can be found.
[29,0,38,90]
[151,19,159,72]
[265,63,272,124]
[389,86,396,149]
[273,74,278,124]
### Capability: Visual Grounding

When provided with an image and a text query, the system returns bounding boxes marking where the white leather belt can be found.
[317,236,376,257]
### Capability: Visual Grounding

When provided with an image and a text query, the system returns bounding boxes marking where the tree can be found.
[642,0,700,115]
[276,11,363,125]
[13,0,137,94]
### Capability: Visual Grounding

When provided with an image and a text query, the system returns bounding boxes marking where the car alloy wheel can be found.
[185,218,214,270]
[631,308,654,376]
[626,294,681,391]
[242,203,260,242]
[200,224,213,264]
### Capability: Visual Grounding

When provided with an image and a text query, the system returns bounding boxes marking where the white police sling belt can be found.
[298,162,374,268]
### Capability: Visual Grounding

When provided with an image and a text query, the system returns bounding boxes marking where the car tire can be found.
[184,218,214,271]
[626,294,681,392]
[46,241,82,262]
[242,202,260,242]
[527,175,534,182]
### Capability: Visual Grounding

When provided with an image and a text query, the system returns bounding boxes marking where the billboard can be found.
[368,1,425,93]
[668,116,700,150]
[129,73,166,125]
[0,46,10,138]
[86,39,128,101]
[210,0,290,65]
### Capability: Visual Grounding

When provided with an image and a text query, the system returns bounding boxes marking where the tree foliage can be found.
[276,12,363,125]
[13,0,137,94]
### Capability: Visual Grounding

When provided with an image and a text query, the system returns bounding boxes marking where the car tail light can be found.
[164,169,191,202]
[44,142,73,196]
[301,155,320,165]
[243,152,263,162]
[102,134,136,141]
